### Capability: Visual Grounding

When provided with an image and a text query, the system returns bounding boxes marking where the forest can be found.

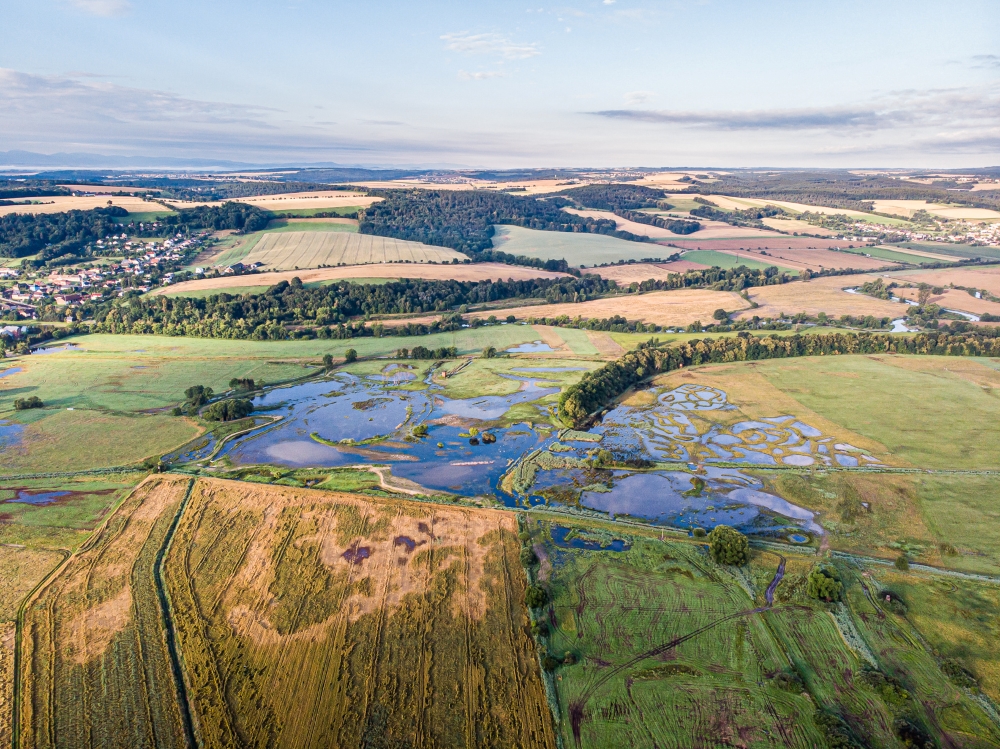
[555,183,667,211]
[358,189,647,256]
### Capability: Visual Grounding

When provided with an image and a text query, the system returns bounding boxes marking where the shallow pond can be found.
[505,341,555,353]
[550,525,630,552]
[0,367,22,379]
[0,420,24,450]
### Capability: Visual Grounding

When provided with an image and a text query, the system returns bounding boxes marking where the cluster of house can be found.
[844,219,1000,247]
[0,232,209,318]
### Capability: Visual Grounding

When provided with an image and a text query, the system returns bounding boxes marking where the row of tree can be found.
[558,329,1000,426]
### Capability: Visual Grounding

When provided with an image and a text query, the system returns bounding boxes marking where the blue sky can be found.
[2,0,998,167]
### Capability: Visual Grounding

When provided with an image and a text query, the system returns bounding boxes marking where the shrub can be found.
[770,667,805,693]
[707,525,749,565]
[893,716,935,748]
[525,584,548,609]
[692,527,707,538]
[712,308,729,321]
[184,384,213,406]
[203,398,254,422]
[895,554,910,571]
[813,709,864,749]
[229,377,255,391]
[531,620,549,638]
[542,655,560,671]
[562,651,577,666]
[411,424,428,438]
[481,346,497,358]
[520,546,538,566]
[344,348,358,363]
[14,396,43,410]
[807,564,844,602]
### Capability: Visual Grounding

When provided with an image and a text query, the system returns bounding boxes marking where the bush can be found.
[520,546,538,566]
[770,667,805,693]
[562,651,577,666]
[344,348,358,363]
[481,345,497,358]
[203,398,254,422]
[713,308,729,321]
[531,620,549,638]
[411,424,428,438]
[807,564,844,602]
[692,526,707,538]
[895,554,910,571]
[813,709,864,749]
[542,655,560,671]
[229,377,255,391]
[707,525,749,565]
[184,385,213,407]
[14,396,43,410]
[525,584,548,609]
[893,716,935,748]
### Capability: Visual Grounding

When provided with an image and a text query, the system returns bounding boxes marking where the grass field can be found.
[163,478,556,748]
[527,515,1000,748]
[491,225,669,267]
[117,210,177,222]
[680,249,793,271]
[263,218,358,232]
[843,246,946,265]
[888,242,1000,261]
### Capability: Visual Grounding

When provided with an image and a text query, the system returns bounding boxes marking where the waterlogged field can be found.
[527,517,1000,748]
[162,479,556,748]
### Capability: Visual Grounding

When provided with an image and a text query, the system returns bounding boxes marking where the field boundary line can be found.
[154,478,199,749]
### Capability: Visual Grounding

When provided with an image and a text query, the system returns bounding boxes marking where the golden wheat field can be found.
[0,195,158,217]
[242,231,466,269]
[16,475,556,749]
[734,275,907,320]
[164,479,555,749]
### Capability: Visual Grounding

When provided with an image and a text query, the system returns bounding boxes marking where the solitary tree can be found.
[707,525,750,565]
[322,353,333,370]
[918,283,932,306]
[713,308,729,322]
[344,348,357,363]
[807,564,844,602]
[481,346,497,359]
[524,584,548,609]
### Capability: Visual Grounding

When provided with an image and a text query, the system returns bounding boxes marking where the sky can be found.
[1,0,999,168]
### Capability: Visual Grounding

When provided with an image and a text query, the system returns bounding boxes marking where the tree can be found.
[894,554,910,571]
[184,385,213,407]
[229,377,255,391]
[707,525,750,565]
[807,564,844,602]
[918,283,932,306]
[520,546,538,566]
[203,398,254,422]
[524,584,548,609]
[713,308,729,321]
[481,345,497,358]
[344,348,358,363]
[322,353,333,369]
[14,396,43,410]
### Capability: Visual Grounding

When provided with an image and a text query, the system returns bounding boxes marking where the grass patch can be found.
[491,225,665,266]
[680,249,794,271]
[842,246,943,265]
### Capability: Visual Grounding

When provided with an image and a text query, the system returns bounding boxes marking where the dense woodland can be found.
[559,329,1000,426]
[555,184,666,211]
[358,189,648,256]
[690,200,785,228]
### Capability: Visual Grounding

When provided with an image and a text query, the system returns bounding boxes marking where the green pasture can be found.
[889,242,1000,261]
[490,225,667,267]
[842,246,945,266]
[679,249,795,271]
[267,206,363,218]
[529,516,1000,747]
[262,219,357,233]
[548,327,600,356]
[753,354,1000,469]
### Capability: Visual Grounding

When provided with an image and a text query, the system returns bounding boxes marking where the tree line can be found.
[558,329,1000,426]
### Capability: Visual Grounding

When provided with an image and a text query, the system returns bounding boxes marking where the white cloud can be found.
[441,32,540,60]
[603,0,615,4]
[458,70,505,80]
[623,90,653,105]
[67,0,132,16]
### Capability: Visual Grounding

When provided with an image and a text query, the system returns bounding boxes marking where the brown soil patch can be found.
[733,275,906,320]
[155,262,569,296]
[467,288,750,327]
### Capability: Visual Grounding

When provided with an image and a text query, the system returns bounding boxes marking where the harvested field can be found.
[584,261,708,284]
[490,225,668,266]
[892,286,1000,316]
[733,275,906,321]
[162,191,380,211]
[717,247,890,271]
[872,199,1000,221]
[761,217,840,236]
[0,195,161,217]
[243,231,465,270]
[164,478,556,748]
[585,331,624,357]
[882,264,1000,296]
[155,262,569,296]
[467,288,750,327]
[19,475,193,749]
